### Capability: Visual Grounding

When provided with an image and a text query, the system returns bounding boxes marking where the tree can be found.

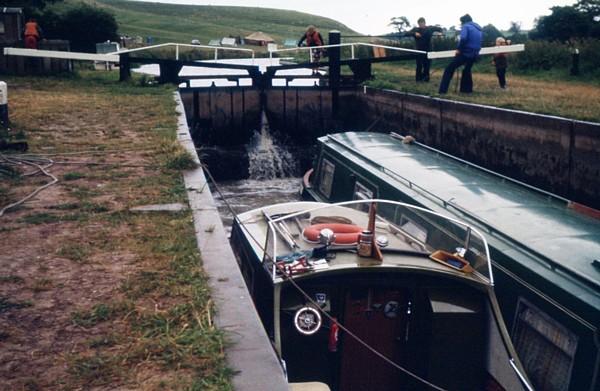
[2,0,62,19]
[509,21,522,34]
[41,4,118,52]
[575,0,600,37]
[575,0,600,16]
[481,24,502,46]
[532,6,590,41]
[389,16,411,34]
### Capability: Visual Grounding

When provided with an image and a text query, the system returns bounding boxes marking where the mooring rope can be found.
[0,153,58,217]
[200,162,448,391]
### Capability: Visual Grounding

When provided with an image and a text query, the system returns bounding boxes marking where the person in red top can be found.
[23,18,43,49]
[298,25,325,74]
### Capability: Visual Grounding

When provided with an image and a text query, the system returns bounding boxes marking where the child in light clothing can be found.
[493,37,511,89]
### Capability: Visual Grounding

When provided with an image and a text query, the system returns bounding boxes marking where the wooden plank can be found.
[427,44,525,59]
[2,47,119,62]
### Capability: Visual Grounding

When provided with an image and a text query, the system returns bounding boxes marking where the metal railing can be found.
[110,42,255,61]
[268,42,425,62]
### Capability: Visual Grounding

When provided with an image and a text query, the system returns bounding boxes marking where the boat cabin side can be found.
[302,133,600,391]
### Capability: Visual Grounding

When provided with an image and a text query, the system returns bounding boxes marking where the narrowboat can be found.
[231,199,533,391]
[302,131,600,391]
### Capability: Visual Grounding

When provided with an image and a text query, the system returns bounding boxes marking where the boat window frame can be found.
[511,297,578,391]
[353,180,374,201]
[317,157,336,198]
[267,199,493,284]
[397,215,428,244]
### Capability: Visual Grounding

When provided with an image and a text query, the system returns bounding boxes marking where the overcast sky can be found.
[137,0,574,34]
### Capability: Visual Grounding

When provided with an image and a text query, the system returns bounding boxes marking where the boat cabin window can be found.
[318,158,335,198]
[352,181,374,212]
[398,215,428,243]
[353,181,373,201]
[512,299,578,391]
[0,21,5,34]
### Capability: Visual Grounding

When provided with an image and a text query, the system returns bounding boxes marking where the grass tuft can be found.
[66,353,120,386]
[32,278,53,292]
[63,172,86,181]
[88,333,119,348]
[71,301,134,328]
[19,212,62,225]
[0,296,33,313]
[57,244,90,263]
[0,275,25,284]
[160,141,198,171]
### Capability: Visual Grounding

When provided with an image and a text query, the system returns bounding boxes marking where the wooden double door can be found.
[339,287,411,391]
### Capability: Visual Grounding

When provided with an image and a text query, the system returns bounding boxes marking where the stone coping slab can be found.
[174,92,289,391]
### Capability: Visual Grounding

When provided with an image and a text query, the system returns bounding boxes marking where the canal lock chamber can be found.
[179,86,369,182]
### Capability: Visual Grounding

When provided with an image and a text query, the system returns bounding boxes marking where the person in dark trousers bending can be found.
[405,17,443,82]
[298,25,325,74]
[438,14,482,94]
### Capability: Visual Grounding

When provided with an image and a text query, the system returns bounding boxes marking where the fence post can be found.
[0,82,8,128]
[328,31,341,120]
[119,53,131,82]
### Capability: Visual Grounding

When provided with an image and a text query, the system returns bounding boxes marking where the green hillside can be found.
[82,0,357,45]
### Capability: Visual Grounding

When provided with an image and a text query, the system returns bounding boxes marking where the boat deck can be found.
[236,201,489,285]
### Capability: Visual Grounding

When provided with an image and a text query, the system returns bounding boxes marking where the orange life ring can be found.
[302,223,363,244]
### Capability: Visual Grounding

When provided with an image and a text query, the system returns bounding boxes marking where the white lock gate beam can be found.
[3,47,120,63]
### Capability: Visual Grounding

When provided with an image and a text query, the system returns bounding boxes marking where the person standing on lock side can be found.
[438,14,482,94]
[405,17,443,82]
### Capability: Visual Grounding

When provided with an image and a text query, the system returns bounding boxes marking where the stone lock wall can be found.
[349,88,600,209]
[181,85,600,209]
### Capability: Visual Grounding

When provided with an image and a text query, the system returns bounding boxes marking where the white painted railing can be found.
[427,44,525,59]
[111,42,255,61]
[268,42,525,62]
[269,42,425,62]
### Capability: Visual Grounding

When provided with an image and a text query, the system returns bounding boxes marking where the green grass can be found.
[4,71,231,389]
[19,212,63,225]
[64,0,356,47]
[0,275,25,284]
[0,297,33,313]
[71,301,134,328]
[56,243,90,263]
[87,333,119,348]
[66,353,121,386]
[63,172,86,181]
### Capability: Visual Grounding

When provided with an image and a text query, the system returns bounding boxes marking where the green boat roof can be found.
[320,132,600,296]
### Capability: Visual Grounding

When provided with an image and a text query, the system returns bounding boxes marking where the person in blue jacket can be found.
[438,14,482,94]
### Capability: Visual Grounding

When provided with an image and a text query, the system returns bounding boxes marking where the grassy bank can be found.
[367,62,600,123]
[75,0,356,46]
[0,72,232,390]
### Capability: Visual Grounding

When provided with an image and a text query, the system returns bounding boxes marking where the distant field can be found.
[87,0,357,45]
